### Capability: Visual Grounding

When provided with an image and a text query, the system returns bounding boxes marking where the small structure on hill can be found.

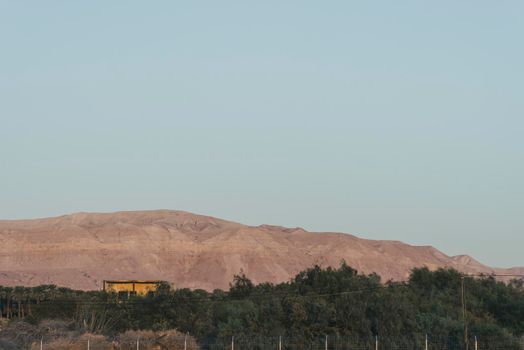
[103,280,167,298]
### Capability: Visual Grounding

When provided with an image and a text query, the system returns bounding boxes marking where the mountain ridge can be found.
[0,210,521,291]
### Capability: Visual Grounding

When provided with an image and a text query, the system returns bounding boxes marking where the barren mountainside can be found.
[0,210,521,291]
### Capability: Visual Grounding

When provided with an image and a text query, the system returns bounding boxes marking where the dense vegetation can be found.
[1,264,523,349]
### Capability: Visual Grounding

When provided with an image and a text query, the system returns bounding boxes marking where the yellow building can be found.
[103,280,165,297]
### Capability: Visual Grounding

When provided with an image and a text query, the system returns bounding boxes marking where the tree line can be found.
[1,264,523,349]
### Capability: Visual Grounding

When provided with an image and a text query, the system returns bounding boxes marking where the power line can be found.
[463,274,524,277]
[33,273,524,306]
[2,273,522,306]
[34,283,412,305]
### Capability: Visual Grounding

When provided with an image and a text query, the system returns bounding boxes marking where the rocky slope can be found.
[0,210,521,290]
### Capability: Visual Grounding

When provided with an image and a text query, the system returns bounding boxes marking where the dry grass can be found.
[31,333,109,350]
[0,319,197,350]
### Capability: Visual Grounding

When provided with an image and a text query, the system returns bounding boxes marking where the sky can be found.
[1,1,523,267]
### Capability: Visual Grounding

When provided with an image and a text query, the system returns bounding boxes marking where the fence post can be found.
[375,335,378,350]
[474,336,478,350]
[279,335,282,350]
[136,337,139,350]
[40,337,43,350]
[231,335,234,350]
[87,337,90,350]
[425,334,428,350]
[184,332,188,350]
[325,335,328,350]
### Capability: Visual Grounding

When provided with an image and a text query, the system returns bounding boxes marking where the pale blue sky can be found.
[1,1,523,267]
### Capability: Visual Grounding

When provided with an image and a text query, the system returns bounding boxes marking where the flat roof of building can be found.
[103,280,165,284]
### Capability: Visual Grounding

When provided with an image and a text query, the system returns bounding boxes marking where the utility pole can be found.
[461,276,469,350]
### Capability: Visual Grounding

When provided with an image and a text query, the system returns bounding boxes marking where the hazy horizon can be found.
[1,1,523,267]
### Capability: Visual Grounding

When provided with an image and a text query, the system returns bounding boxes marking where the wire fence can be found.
[195,335,524,350]
[30,335,524,350]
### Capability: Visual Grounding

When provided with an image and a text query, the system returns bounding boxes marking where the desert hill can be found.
[0,210,521,291]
